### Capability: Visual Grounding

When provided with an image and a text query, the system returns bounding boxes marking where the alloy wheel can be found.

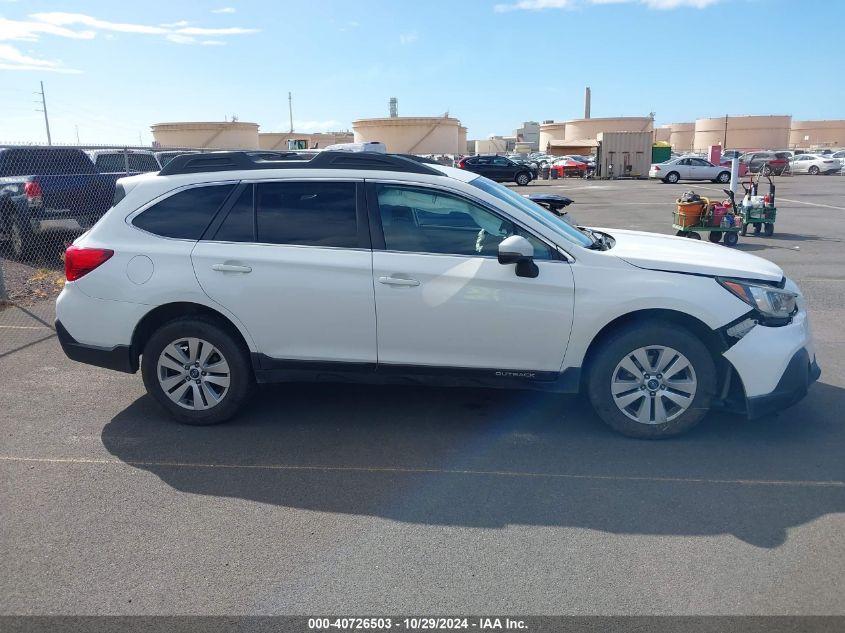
[157,337,231,410]
[610,345,697,425]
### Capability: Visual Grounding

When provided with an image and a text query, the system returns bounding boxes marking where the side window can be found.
[256,181,358,248]
[493,157,510,166]
[376,185,552,259]
[132,184,235,239]
[213,185,254,242]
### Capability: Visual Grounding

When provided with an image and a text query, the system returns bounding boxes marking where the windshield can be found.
[469,175,593,247]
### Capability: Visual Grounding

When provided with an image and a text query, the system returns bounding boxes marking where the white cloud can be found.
[201,40,226,45]
[0,17,96,41]
[399,32,418,44]
[212,7,237,13]
[166,33,196,44]
[0,42,80,72]
[494,0,717,10]
[160,20,190,28]
[292,119,341,132]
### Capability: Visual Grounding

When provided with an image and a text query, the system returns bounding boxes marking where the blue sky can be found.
[0,0,842,145]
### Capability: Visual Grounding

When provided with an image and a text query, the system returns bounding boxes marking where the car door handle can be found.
[378,276,420,287]
[212,263,252,273]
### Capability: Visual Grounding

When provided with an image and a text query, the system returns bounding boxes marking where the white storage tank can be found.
[151,122,259,149]
[668,122,694,152]
[352,116,462,154]
[564,116,653,141]
[789,120,845,149]
[694,115,791,151]
[539,122,566,153]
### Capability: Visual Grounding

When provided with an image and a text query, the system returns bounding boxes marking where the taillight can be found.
[457,158,467,168]
[24,180,43,199]
[64,246,114,281]
[653,165,661,171]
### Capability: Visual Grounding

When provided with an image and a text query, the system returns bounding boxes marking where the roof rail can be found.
[158,150,442,177]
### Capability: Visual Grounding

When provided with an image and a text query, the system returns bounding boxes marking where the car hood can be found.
[596,228,784,282]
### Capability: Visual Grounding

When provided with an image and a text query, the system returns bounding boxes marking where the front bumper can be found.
[745,347,820,418]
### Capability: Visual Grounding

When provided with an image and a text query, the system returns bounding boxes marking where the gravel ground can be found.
[0,257,65,308]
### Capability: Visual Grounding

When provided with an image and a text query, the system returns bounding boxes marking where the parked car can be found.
[549,157,588,178]
[457,155,536,185]
[738,151,790,176]
[721,150,742,161]
[790,154,842,175]
[831,150,845,171]
[0,147,120,258]
[55,150,818,439]
[649,156,732,184]
[87,150,161,175]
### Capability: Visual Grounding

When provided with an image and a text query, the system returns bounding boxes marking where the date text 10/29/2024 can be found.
[308,617,528,631]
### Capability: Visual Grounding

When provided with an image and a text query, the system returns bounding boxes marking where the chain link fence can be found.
[0,142,221,355]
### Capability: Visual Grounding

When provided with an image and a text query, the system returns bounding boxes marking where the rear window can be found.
[255,181,358,248]
[132,184,235,240]
[95,153,160,173]
[0,149,96,176]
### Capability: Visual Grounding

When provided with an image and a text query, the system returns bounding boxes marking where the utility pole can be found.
[723,114,729,149]
[35,81,52,146]
[288,92,293,133]
[75,125,80,145]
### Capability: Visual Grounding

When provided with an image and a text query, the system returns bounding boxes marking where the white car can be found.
[649,156,732,184]
[832,150,845,172]
[790,154,842,175]
[55,150,819,438]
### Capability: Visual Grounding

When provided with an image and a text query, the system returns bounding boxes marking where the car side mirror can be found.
[497,235,539,279]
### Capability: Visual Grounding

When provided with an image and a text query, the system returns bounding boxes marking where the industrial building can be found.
[539,117,653,156]
[258,131,353,150]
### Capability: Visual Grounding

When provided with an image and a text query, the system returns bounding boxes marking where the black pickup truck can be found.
[0,148,119,258]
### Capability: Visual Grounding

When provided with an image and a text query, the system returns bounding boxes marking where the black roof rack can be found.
[158,150,442,177]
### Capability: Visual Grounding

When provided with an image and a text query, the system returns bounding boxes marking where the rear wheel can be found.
[686,231,701,240]
[587,322,716,438]
[515,172,531,186]
[708,231,723,243]
[723,231,739,246]
[141,316,253,425]
[9,215,34,260]
[664,171,680,184]
[762,164,773,176]
[717,171,731,183]
[740,223,748,236]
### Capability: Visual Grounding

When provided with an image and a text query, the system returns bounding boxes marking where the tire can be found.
[740,223,748,236]
[675,230,687,237]
[586,321,716,438]
[723,231,739,246]
[763,223,774,237]
[664,171,680,184]
[9,214,34,260]
[141,316,254,425]
[762,165,773,176]
[686,231,701,240]
[708,231,722,243]
[716,171,731,184]
[515,172,531,186]
[808,165,820,175]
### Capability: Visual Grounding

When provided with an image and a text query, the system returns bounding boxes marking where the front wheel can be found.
[723,231,739,246]
[708,231,723,243]
[740,223,748,236]
[515,172,531,186]
[686,231,701,240]
[763,223,774,236]
[587,322,716,438]
[808,165,820,175]
[762,165,773,176]
[141,316,253,425]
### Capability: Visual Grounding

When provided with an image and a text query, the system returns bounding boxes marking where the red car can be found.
[549,157,588,178]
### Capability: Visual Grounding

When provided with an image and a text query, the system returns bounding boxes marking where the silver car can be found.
[790,154,842,175]
[649,156,732,184]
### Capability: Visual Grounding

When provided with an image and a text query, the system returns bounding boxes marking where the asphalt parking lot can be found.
[1,174,844,615]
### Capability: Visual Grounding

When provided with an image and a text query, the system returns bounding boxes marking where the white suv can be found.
[55,151,819,438]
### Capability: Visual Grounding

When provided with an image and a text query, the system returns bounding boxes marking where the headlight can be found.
[717,277,798,321]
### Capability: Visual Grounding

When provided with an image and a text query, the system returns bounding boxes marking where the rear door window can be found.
[132,184,235,240]
[255,181,359,248]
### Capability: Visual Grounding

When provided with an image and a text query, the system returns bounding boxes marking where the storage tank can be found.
[694,115,791,152]
[668,122,694,152]
[539,122,566,153]
[563,116,653,141]
[151,122,259,149]
[352,116,462,154]
[654,126,672,143]
[458,126,468,155]
[789,120,845,149]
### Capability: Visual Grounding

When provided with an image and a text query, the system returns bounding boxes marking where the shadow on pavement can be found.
[103,381,845,548]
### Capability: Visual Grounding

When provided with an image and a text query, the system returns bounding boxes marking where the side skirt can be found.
[251,354,581,394]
